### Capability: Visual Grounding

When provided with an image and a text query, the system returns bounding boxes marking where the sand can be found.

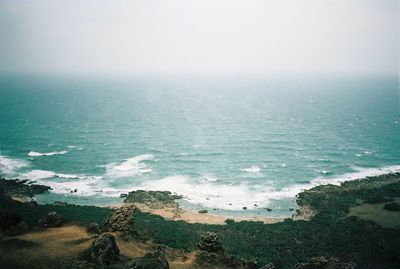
[126,203,287,224]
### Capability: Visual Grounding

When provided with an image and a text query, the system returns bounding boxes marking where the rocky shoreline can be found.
[118,190,295,224]
[1,173,400,268]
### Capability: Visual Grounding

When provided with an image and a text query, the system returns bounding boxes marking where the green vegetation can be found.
[2,173,400,268]
[134,173,400,268]
[2,199,113,226]
[348,198,400,228]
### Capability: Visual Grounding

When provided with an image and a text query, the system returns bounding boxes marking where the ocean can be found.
[0,74,399,216]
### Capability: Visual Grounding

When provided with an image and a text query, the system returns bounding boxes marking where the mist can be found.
[0,0,398,75]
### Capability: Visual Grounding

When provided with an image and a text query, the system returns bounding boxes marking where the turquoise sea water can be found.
[0,75,399,216]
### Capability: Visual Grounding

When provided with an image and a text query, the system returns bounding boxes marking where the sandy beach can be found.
[133,203,286,224]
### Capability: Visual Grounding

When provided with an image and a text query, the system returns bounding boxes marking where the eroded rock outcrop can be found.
[86,233,120,265]
[86,222,100,234]
[198,232,224,254]
[104,204,136,235]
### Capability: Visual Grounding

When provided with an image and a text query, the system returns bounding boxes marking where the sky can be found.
[0,0,398,75]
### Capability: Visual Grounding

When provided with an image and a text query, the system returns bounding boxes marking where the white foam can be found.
[40,177,102,196]
[204,175,218,182]
[241,165,261,173]
[310,165,400,186]
[133,165,400,210]
[28,150,68,157]
[67,145,83,150]
[105,154,153,178]
[21,169,94,181]
[136,175,268,210]
[0,155,29,175]
[22,170,56,180]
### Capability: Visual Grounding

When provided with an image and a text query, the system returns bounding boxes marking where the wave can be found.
[241,165,261,173]
[105,154,154,178]
[28,150,68,157]
[130,165,400,210]
[39,177,102,196]
[67,145,83,150]
[0,155,29,176]
[310,165,400,186]
[21,169,96,180]
[135,175,268,210]
[20,169,103,196]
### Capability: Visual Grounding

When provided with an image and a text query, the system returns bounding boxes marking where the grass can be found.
[347,198,400,228]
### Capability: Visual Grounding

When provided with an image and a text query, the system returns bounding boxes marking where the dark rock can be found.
[292,256,356,269]
[289,208,294,211]
[38,211,65,228]
[383,202,400,212]
[86,222,100,234]
[105,204,136,235]
[265,208,272,212]
[242,207,247,210]
[30,200,38,206]
[120,193,128,198]
[86,233,120,265]
[124,245,169,269]
[0,178,50,198]
[123,190,182,207]
[198,232,224,254]
[198,209,208,214]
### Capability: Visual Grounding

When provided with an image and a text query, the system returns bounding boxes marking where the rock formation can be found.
[86,233,120,265]
[198,232,224,254]
[104,204,136,235]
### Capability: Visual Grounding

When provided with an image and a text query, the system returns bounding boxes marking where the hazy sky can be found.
[0,0,398,75]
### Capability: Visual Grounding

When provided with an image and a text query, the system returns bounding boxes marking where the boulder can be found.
[105,204,136,235]
[86,222,100,234]
[38,211,65,228]
[124,245,169,269]
[87,234,120,265]
[198,232,224,254]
